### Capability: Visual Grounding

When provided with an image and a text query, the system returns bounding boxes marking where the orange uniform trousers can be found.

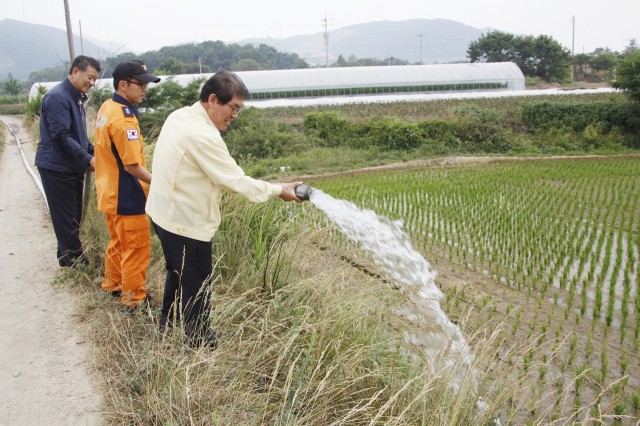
[101,213,151,306]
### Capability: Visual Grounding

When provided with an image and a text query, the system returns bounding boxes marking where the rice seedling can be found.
[308,156,640,423]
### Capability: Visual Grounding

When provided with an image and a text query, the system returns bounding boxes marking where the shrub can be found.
[87,85,113,109]
[534,126,581,152]
[580,122,607,150]
[611,101,640,135]
[23,85,47,124]
[225,107,306,159]
[479,129,512,153]
[521,100,638,133]
[611,50,640,102]
[420,119,459,143]
[182,77,206,106]
[418,119,460,154]
[579,125,628,151]
[359,117,424,151]
[302,111,357,148]
[141,77,184,111]
[449,104,508,153]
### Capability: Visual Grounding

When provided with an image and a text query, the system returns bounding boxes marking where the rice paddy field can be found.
[302,155,640,423]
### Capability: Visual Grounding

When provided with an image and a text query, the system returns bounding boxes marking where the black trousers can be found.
[152,222,213,337]
[38,167,85,267]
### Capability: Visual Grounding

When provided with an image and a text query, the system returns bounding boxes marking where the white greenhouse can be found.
[29,62,525,102]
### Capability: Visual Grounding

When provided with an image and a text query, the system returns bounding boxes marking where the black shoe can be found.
[186,329,218,350]
[204,330,218,349]
[121,295,152,316]
[158,315,182,337]
[99,289,122,300]
[121,304,138,315]
[159,316,169,335]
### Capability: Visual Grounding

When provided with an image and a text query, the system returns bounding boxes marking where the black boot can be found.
[186,329,218,350]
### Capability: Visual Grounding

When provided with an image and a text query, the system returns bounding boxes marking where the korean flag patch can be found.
[126,129,139,140]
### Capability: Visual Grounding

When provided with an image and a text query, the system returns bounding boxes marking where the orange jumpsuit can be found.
[94,94,151,307]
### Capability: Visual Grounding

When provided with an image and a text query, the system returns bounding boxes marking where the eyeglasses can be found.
[127,79,149,89]
[226,103,242,115]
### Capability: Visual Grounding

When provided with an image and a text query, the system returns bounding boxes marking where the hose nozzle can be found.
[294,183,313,201]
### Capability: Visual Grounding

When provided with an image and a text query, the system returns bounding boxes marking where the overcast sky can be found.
[4,0,638,55]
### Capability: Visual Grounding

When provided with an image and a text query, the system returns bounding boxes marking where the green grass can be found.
[241,146,417,179]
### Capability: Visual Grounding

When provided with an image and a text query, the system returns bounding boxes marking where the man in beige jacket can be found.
[147,70,301,348]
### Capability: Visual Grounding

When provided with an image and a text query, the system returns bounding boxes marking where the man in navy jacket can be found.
[35,55,101,268]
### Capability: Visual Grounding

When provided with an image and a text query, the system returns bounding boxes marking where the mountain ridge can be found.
[239,19,485,66]
[1,18,485,80]
[0,19,110,79]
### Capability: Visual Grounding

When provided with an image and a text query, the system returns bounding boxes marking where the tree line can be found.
[468,30,638,83]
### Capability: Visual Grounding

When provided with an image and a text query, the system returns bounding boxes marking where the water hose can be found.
[1,117,48,208]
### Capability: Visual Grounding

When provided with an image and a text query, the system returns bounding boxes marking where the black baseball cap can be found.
[112,60,161,83]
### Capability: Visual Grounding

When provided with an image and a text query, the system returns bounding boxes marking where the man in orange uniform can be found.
[94,60,160,311]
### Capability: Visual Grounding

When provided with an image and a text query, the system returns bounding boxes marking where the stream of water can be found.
[308,188,475,390]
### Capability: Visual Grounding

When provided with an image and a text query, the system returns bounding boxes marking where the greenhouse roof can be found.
[237,62,525,92]
[29,62,525,100]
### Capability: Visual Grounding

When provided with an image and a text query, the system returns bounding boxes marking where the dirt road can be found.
[0,116,102,425]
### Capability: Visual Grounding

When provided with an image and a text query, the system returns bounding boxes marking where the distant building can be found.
[30,62,525,102]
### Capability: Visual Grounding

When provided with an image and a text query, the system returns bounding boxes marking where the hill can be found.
[240,19,484,66]
[0,19,112,80]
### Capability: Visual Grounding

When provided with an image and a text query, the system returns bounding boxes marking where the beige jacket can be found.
[146,101,282,242]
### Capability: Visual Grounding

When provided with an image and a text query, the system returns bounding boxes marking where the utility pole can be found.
[571,16,576,81]
[63,0,75,62]
[322,13,330,67]
[63,1,93,216]
[417,33,424,64]
[571,15,575,56]
[79,19,84,55]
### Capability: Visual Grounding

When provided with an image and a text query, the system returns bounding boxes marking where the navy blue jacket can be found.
[35,78,94,175]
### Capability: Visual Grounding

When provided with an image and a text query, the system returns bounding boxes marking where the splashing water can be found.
[309,188,475,391]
